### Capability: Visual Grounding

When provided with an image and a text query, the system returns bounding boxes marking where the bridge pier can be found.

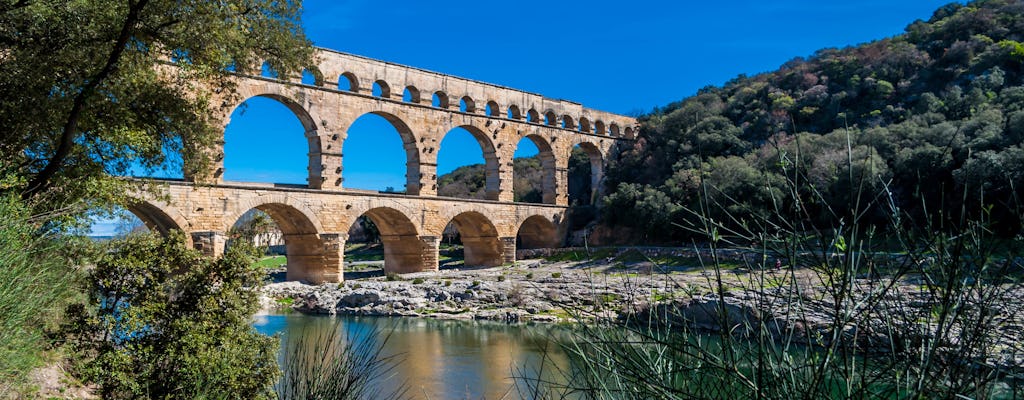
[283,233,344,284]
[191,231,227,257]
[500,237,517,265]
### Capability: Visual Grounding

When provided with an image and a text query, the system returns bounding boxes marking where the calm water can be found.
[254,313,572,400]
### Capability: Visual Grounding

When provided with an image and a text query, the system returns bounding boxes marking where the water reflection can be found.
[255,314,571,400]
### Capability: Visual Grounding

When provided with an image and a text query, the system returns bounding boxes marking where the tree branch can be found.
[23,0,151,199]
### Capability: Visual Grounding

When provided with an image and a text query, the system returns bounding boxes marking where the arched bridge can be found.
[134,48,638,283]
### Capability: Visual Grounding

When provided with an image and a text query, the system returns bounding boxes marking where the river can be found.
[254,312,573,400]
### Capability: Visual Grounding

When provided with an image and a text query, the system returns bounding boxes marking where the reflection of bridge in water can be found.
[132,48,637,283]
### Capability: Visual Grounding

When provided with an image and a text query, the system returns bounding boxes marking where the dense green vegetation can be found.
[65,234,279,399]
[602,0,1024,242]
[0,196,81,392]
[438,149,593,205]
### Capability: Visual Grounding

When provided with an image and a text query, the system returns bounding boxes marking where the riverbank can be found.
[260,248,1024,370]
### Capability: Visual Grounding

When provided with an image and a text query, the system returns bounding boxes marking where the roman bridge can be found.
[133,48,638,283]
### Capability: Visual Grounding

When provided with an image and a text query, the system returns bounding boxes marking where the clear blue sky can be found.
[97,0,957,235]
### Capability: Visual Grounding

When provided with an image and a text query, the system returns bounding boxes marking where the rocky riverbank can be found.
[260,250,1024,370]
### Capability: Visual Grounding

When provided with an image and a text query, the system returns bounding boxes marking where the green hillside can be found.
[602,0,1024,242]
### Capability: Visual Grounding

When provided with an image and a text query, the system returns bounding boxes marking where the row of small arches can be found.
[265,64,634,139]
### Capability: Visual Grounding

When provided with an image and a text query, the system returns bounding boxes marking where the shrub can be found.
[551,272,563,278]
[64,232,278,398]
[412,278,425,284]
[497,275,506,282]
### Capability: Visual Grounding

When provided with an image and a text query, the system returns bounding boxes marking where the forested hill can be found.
[602,0,1024,242]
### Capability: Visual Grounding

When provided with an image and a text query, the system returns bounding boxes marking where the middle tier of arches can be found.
[203,79,616,206]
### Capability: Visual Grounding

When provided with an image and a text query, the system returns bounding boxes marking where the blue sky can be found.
[95,0,957,235]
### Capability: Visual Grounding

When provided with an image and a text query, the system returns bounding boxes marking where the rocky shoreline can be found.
[260,251,1024,370]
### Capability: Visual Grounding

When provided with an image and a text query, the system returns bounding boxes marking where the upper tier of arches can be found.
[247,48,638,140]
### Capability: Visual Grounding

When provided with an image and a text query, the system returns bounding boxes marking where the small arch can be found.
[485,101,500,117]
[372,80,391,98]
[403,86,420,103]
[338,72,359,92]
[561,115,574,130]
[301,69,317,86]
[544,111,557,126]
[516,215,558,251]
[594,120,607,135]
[578,117,592,133]
[460,96,476,113]
[609,123,621,137]
[527,109,540,123]
[507,105,522,120]
[260,61,277,79]
[432,91,449,108]
[624,127,636,139]
[445,211,502,267]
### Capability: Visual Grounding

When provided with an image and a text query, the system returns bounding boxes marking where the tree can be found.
[0,0,314,216]
[65,232,279,399]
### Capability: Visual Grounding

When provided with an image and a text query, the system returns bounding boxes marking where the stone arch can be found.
[485,100,500,117]
[594,120,607,135]
[572,141,604,204]
[446,211,502,267]
[624,127,636,139]
[544,111,557,126]
[342,111,423,195]
[516,215,558,251]
[579,117,592,133]
[561,115,575,130]
[432,91,449,109]
[438,124,501,201]
[460,96,476,113]
[372,80,391,98]
[338,72,359,92]
[127,200,188,237]
[516,134,558,204]
[609,123,621,137]
[527,109,540,123]
[353,207,427,274]
[220,92,320,187]
[508,105,522,120]
[226,200,332,283]
[403,86,420,103]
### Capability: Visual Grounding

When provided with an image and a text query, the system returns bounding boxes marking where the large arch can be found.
[446,211,503,267]
[341,111,422,195]
[355,207,427,274]
[516,215,558,252]
[437,125,501,201]
[126,200,188,237]
[225,200,335,283]
[571,142,604,205]
[514,134,558,204]
[221,93,320,187]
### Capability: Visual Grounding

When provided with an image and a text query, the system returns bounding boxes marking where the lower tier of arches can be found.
[131,179,568,283]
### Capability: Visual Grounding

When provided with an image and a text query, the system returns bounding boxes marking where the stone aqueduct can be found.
[134,48,638,283]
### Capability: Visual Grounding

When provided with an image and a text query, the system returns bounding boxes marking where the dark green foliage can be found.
[0,196,80,393]
[65,232,279,399]
[0,0,313,219]
[604,0,1024,241]
[438,152,593,205]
